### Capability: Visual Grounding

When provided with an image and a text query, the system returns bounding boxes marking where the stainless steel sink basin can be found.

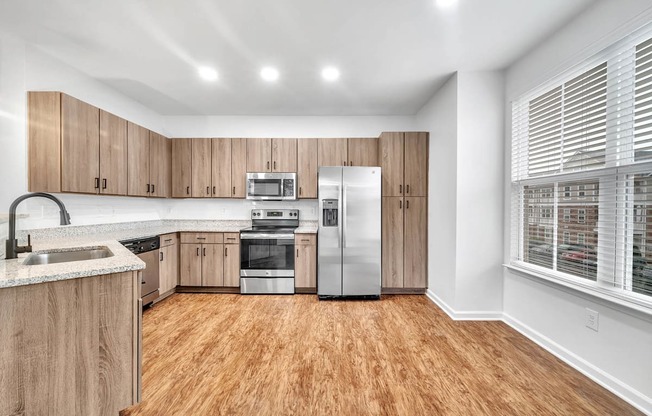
[23,247,114,265]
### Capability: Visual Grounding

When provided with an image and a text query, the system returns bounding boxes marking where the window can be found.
[511,24,652,305]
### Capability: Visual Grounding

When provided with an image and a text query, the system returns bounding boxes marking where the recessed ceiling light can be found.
[436,0,457,7]
[321,66,340,82]
[198,66,218,81]
[260,67,279,82]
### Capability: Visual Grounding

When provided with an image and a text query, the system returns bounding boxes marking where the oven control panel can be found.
[251,209,299,219]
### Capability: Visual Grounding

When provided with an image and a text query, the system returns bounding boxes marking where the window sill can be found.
[504,262,652,320]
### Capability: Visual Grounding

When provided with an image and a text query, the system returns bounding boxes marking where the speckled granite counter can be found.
[3,219,317,288]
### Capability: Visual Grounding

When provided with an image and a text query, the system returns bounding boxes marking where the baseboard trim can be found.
[503,313,652,415]
[425,289,503,321]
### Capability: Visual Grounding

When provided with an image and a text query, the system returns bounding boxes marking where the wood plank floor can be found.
[121,294,641,416]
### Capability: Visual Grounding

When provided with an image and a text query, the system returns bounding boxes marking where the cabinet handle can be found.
[267,161,270,170]
[196,247,200,256]
[399,200,402,209]
[406,200,410,209]
[225,247,228,257]
[102,178,107,190]
[164,239,172,243]
[301,239,310,242]
[197,237,206,240]
[203,247,206,257]
[350,161,353,166]
[226,237,237,241]
[94,177,100,189]
[186,186,190,195]
[273,161,276,170]
[160,252,163,261]
[151,184,155,194]
[299,187,302,196]
[343,161,347,166]
[296,248,299,258]
[406,184,410,194]
[213,186,216,195]
[206,186,210,195]
[399,184,402,194]
[147,184,150,193]
[232,186,235,195]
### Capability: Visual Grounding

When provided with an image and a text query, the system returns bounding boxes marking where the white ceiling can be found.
[0,0,596,116]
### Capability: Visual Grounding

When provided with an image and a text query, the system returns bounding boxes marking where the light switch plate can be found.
[586,308,599,332]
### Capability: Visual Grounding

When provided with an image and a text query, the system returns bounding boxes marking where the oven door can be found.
[240,233,295,277]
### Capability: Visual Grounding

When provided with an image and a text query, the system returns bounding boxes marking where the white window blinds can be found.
[511,22,652,305]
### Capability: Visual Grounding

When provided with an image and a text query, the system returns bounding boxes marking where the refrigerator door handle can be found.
[342,184,347,249]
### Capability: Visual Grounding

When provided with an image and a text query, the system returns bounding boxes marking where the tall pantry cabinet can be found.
[379,132,428,290]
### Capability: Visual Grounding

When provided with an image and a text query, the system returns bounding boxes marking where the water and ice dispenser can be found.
[322,199,339,227]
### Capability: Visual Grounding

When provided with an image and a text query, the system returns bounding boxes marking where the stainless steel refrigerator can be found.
[318,166,381,299]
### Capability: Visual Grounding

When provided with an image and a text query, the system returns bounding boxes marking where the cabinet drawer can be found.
[180,232,223,244]
[295,234,316,246]
[224,233,240,244]
[159,233,178,247]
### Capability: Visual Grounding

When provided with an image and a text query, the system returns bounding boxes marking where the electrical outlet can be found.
[585,308,599,332]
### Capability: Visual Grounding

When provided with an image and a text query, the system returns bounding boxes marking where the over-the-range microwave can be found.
[246,172,297,200]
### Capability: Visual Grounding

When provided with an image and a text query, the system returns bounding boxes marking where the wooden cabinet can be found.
[28,91,61,193]
[231,138,247,198]
[159,233,179,295]
[191,138,212,198]
[381,196,427,289]
[212,138,232,197]
[348,138,378,167]
[318,138,348,167]
[179,233,238,287]
[295,234,317,292]
[127,122,150,197]
[247,138,297,172]
[61,94,100,194]
[379,132,428,197]
[297,139,318,199]
[172,139,192,197]
[127,124,170,198]
[99,110,128,195]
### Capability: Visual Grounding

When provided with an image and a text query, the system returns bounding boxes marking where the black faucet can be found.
[5,193,71,260]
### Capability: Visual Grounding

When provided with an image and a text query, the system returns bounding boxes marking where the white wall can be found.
[416,74,458,307]
[416,71,504,316]
[503,0,652,411]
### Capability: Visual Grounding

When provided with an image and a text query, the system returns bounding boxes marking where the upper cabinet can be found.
[378,132,428,197]
[172,138,246,199]
[29,92,128,196]
[348,138,378,167]
[127,123,170,198]
[297,139,318,199]
[318,138,348,167]
[246,138,297,172]
[318,138,378,168]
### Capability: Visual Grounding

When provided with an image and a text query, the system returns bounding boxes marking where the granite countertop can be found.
[2,219,319,289]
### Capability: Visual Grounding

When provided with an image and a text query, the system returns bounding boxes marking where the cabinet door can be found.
[404,197,427,288]
[404,132,428,197]
[99,110,127,195]
[295,242,317,290]
[172,139,192,197]
[180,244,202,286]
[61,94,100,194]
[149,132,170,198]
[211,138,232,197]
[201,244,224,286]
[297,139,318,199]
[159,244,179,294]
[318,138,348,167]
[348,138,378,167]
[271,138,297,172]
[382,197,404,288]
[127,122,150,197]
[28,91,61,193]
[378,132,404,197]
[223,244,240,287]
[231,138,247,198]
[246,138,271,172]
[191,138,212,198]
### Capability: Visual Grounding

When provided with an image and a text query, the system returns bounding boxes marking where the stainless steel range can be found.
[240,209,299,294]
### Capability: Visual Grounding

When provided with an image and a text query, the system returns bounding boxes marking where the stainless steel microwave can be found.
[246,173,297,200]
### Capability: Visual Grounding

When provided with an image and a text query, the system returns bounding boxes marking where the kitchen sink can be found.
[23,247,113,265]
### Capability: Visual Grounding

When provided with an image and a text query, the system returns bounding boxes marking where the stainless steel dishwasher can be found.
[121,236,160,306]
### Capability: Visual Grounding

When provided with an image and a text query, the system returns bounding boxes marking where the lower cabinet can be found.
[159,233,179,295]
[295,234,317,292]
[179,232,240,288]
[381,197,427,289]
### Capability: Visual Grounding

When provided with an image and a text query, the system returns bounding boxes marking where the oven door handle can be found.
[240,233,295,240]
